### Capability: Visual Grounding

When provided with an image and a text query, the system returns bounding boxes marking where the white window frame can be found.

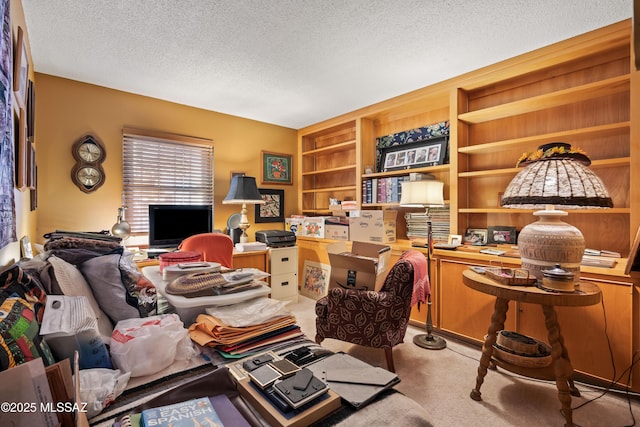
[121,128,214,236]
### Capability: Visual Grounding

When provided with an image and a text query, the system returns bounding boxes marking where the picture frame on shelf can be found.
[13,26,28,109]
[448,234,462,246]
[380,135,449,172]
[261,151,292,185]
[255,188,284,223]
[487,226,517,245]
[463,228,488,245]
[301,261,331,300]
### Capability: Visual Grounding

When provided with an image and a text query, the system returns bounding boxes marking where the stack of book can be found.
[404,206,450,243]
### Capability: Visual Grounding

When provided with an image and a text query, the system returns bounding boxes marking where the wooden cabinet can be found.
[298,120,361,215]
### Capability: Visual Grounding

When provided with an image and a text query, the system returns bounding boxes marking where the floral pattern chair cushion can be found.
[314,257,416,372]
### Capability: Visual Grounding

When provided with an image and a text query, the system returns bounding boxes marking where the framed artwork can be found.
[625,225,640,275]
[301,261,331,300]
[261,151,292,185]
[26,79,34,139]
[13,26,28,109]
[380,135,449,172]
[14,108,28,190]
[463,228,488,245]
[448,234,462,246]
[487,226,517,245]
[230,170,245,180]
[255,188,284,223]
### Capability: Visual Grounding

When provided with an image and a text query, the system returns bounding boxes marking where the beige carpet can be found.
[288,295,640,427]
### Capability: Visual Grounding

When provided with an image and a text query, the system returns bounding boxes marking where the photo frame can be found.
[448,234,462,246]
[255,188,284,223]
[13,26,28,109]
[301,261,331,300]
[487,226,517,245]
[261,151,292,185]
[14,108,28,190]
[26,79,34,139]
[625,225,640,275]
[230,170,245,180]
[463,228,488,245]
[380,135,448,172]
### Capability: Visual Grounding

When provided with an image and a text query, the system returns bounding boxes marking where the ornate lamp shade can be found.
[501,143,612,288]
[223,176,265,243]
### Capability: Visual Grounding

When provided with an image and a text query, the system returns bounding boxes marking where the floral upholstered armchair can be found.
[314,256,416,372]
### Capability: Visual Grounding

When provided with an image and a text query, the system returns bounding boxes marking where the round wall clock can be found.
[71,134,106,193]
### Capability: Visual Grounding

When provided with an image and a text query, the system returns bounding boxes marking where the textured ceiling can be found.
[21,1,632,129]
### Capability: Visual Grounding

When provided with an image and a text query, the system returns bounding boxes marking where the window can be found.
[122,129,214,235]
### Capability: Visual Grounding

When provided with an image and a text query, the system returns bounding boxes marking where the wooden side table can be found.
[462,270,601,427]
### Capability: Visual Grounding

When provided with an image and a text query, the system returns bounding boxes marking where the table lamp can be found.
[399,176,447,350]
[222,176,265,243]
[501,142,612,289]
[111,206,131,240]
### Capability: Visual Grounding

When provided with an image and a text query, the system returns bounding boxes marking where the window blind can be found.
[122,130,214,234]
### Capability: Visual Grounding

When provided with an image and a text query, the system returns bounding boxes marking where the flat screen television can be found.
[148,204,213,248]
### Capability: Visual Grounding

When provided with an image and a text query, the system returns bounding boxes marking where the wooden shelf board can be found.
[458,75,630,124]
[459,208,630,214]
[458,157,629,177]
[301,140,356,156]
[363,164,450,178]
[302,164,356,176]
[458,122,631,154]
[301,185,356,194]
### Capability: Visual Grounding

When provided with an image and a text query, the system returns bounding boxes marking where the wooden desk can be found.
[135,249,269,272]
[462,270,601,427]
[232,249,268,272]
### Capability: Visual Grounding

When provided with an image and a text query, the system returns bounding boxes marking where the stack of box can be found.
[348,210,397,244]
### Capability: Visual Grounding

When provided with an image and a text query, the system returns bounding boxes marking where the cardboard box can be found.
[348,210,397,243]
[327,241,391,291]
[236,378,341,427]
[285,217,305,236]
[325,224,349,240]
[301,217,327,238]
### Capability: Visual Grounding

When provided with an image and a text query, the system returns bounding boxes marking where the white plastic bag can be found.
[110,314,196,377]
[78,368,130,418]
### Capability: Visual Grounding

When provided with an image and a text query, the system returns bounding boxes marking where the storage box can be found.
[324,216,349,241]
[236,378,341,427]
[301,217,327,238]
[327,241,391,291]
[348,210,397,243]
[285,217,305,236]
[158,251,202,272]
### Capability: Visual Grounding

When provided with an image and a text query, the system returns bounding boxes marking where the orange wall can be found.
[33,74,298,246]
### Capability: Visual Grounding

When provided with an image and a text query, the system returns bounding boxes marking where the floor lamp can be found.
[400,177,447,350]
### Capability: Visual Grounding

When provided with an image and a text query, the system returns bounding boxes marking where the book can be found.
[141,396,223,426]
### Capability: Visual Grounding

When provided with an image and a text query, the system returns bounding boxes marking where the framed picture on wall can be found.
[255,188,284,223]
[261,151,292,185]
[301,261,331,300]
[13,26,29,109]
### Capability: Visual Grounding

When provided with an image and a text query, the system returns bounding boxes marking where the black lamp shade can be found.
[223,176,264,204]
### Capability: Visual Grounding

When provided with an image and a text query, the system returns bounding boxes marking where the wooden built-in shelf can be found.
[458,75,630,124]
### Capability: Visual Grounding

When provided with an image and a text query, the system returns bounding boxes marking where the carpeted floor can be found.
[287,295,640,427]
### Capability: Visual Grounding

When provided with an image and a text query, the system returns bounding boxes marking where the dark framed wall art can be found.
[261,151,292,185]
[255,188,285,223]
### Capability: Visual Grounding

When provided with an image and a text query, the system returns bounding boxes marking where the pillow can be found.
[79,254,140,323]
[47,255,113,342]
[0,264,55,371]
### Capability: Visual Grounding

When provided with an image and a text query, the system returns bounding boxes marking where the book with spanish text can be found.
[141,396,223,427]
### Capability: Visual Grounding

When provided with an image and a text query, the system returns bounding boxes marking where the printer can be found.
[255,230,296,248]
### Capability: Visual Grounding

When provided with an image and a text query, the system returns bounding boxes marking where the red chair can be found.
[178,233,234,268]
